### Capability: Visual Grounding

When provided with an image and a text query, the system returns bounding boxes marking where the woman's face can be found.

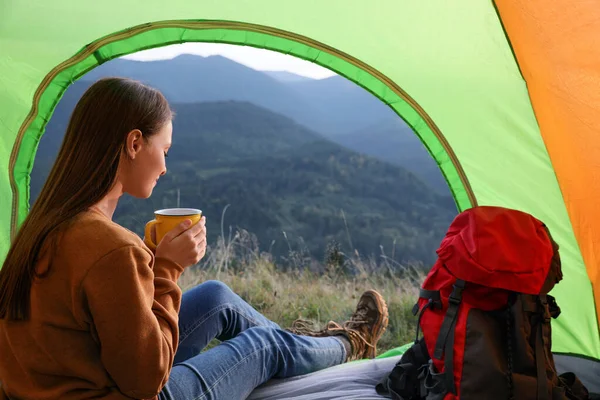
[119,120,172,198]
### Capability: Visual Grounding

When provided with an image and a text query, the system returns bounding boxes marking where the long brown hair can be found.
[0,77,173,320]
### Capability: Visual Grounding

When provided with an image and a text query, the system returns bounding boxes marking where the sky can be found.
[123,43,336,80]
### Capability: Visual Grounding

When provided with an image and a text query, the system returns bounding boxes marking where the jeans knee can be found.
[247,326,275,335]
[201,279,232,294]
[188,280,236,307]
[242,326,280,345]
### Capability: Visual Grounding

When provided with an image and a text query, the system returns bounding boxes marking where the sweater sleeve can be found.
[81,245,184,398]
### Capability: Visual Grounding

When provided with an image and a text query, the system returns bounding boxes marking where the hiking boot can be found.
[288,289,389,361]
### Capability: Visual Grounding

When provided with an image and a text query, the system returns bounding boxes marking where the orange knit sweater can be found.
[0,209,183,399]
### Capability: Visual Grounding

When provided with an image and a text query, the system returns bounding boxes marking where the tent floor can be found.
[248,355,399,400]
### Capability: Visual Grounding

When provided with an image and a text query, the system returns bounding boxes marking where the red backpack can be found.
[377,206,589,400]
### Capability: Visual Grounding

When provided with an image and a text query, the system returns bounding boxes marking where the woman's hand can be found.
[155,217,207,268]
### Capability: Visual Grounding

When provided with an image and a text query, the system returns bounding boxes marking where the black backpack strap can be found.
[432,279,465,395]
[535,295,551,400]
[413,289,441,317]
[535,316,549,400]
[412,289,442,343]
[419,288,441,302]
[443,315,457,395]
[434,280,465,359]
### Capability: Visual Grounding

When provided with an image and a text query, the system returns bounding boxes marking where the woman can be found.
[0,77,389,400]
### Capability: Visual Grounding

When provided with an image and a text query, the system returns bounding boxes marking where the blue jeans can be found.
[158,280,347,400]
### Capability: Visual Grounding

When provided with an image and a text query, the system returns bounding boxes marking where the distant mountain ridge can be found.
[335,119,449,190]
[82,55,394,136]
[264,71,314,83]
[73,54,448,193]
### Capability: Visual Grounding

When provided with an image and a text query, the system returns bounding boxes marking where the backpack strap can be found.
[535,314,548,400]
[536,295,551,400]
[433,279,465,395]
[412,288,441,317]
[413,289,442,343]
[419,288,441,302]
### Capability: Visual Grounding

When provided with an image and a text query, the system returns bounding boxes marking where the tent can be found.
[1,0,598,392]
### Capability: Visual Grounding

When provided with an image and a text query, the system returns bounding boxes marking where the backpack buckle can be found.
[448,280,466,305]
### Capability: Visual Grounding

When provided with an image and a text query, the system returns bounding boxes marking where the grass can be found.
[178,228,423,355]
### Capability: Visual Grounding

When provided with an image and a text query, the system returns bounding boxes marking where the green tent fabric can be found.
[1,0,599,378]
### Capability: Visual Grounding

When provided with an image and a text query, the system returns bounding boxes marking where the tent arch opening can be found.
[8,19,476,239]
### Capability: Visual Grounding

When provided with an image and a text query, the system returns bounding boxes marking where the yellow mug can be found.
[144,208,202,251]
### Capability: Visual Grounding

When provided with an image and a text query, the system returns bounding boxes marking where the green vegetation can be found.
[179,227,422,355]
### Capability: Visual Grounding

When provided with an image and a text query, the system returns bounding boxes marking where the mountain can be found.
[31,101,456,265]
[166,101,323,168]
[287,76,398,135]
[81,55,330,134]
[335,118,450,193]
[264,71,313,83]
[80,55,404,136]
[65,55,447,191]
